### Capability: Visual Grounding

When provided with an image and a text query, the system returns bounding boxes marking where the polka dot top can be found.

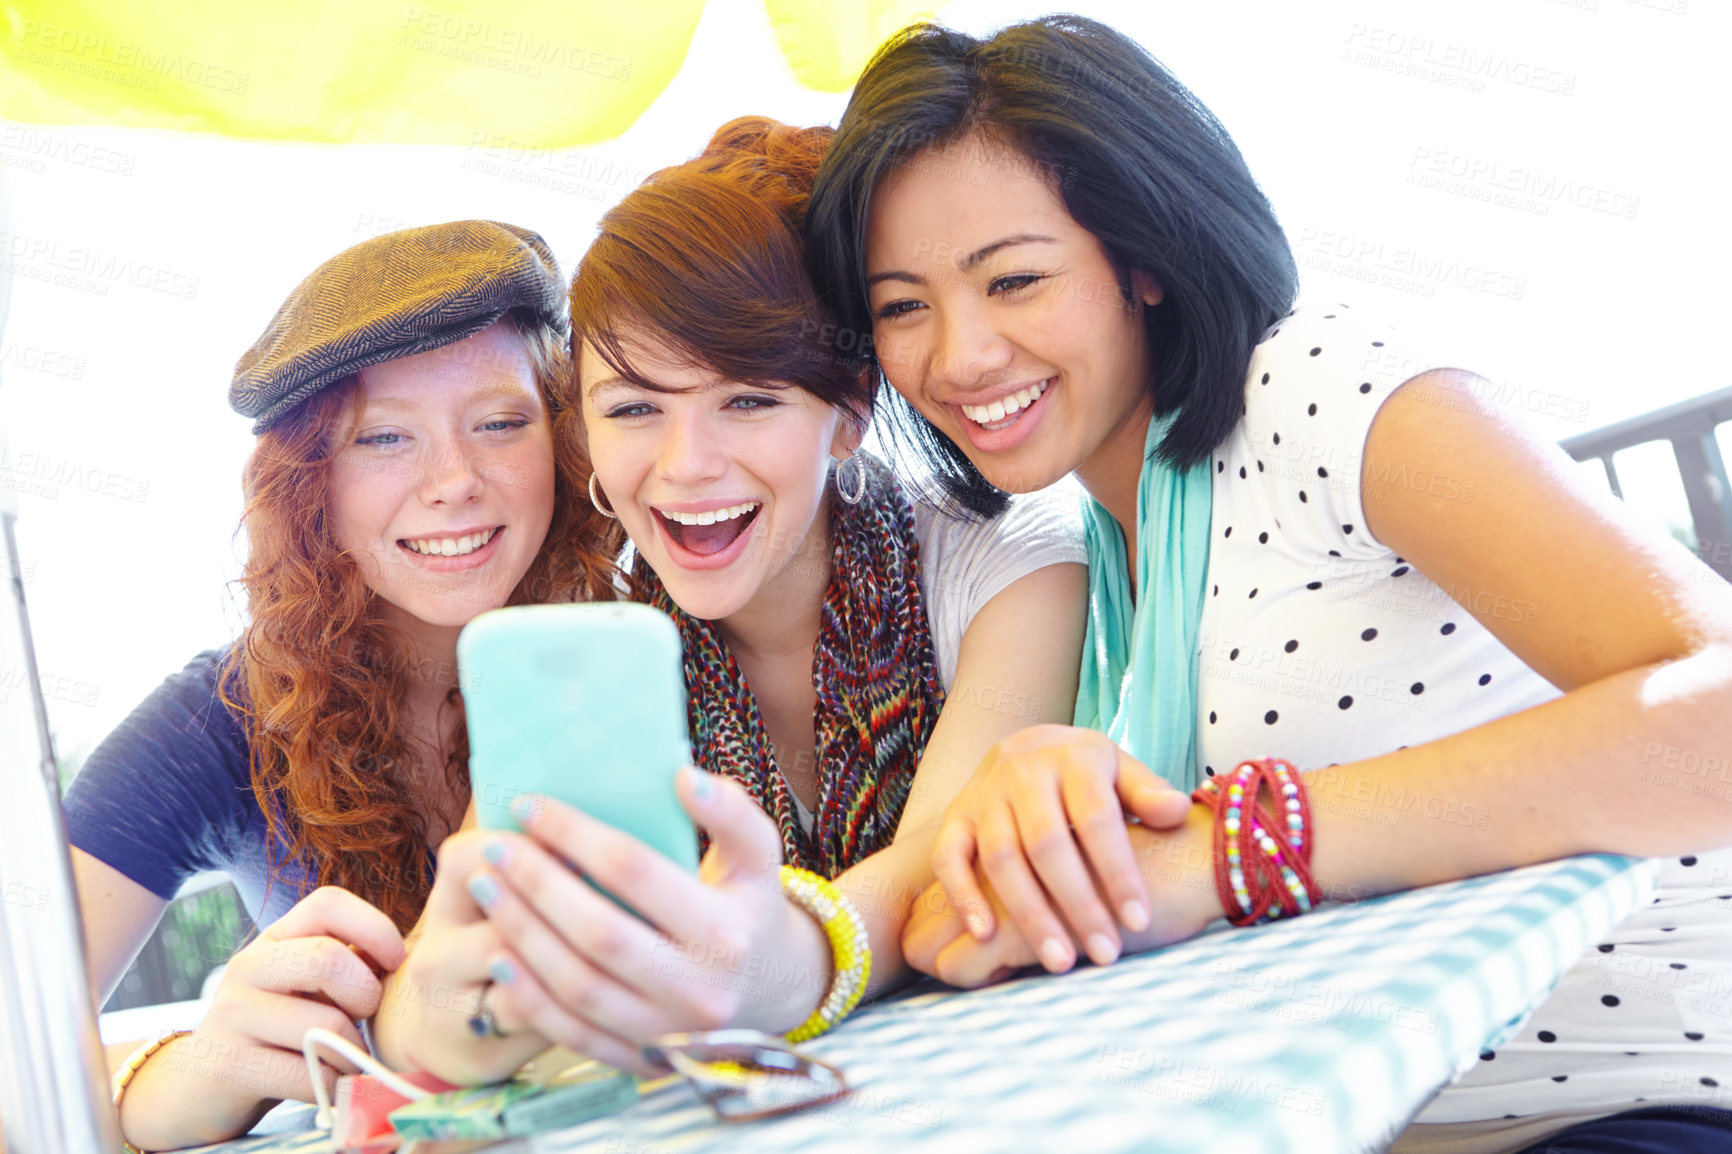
[1197,303,1556,779]
[1200,304,1732,1143]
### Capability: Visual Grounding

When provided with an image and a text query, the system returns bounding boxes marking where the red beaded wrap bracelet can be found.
[1190,758,1321,927]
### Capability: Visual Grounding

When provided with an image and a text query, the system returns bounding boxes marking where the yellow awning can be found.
[0,0,935,146]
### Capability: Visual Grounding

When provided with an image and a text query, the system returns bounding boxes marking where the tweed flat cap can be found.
[231,220,566,432]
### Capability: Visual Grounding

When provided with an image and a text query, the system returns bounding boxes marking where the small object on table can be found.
[387,1061,638,1142]
[332,1069,452,1153]
[642,1029,850,1121]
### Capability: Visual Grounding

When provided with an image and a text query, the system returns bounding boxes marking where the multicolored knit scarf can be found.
[630,452,945,878]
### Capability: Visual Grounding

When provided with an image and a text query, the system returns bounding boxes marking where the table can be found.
[182,853,1653,1154]
[531,854,1652,1154]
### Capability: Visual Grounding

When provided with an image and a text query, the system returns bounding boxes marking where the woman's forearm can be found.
[1107,648,1732,952]
[734,829,943,1035]
[1302,645,1732,901]
[836,829,944,1000]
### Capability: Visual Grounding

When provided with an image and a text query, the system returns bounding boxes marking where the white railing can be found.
[1560,387,1732,583]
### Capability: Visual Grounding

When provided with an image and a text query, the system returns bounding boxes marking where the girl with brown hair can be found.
[61,220,621,1150]
[375,120,1123,1083]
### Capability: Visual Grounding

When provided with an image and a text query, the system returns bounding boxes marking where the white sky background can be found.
[1,0,1727,761]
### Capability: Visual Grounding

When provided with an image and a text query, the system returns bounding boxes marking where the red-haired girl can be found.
[62,221,620,1150]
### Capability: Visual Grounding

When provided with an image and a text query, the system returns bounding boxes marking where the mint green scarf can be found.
[1073,413,1213,793]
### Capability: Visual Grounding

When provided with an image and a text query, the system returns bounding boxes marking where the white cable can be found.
[1494,1041,1732,1055]
[302,1027,434,1130]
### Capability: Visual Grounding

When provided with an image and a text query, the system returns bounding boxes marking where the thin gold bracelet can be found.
[779,866,871,1043]
[111,1029,193,1154]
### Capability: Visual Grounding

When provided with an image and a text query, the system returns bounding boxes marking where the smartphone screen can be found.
[459,603,700,874]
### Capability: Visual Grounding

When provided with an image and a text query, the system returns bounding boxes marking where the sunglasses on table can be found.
[641,1030,850,1122]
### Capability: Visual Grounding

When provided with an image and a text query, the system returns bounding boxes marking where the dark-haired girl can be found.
[376,119,1109,1084]
[805,16,1732,1153]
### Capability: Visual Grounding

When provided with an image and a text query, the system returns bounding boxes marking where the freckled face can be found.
[579,331,855,623]
[865,132,1159,493]
[326,323,555,629]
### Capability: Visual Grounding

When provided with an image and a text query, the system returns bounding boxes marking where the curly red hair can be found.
[219,311,621,932]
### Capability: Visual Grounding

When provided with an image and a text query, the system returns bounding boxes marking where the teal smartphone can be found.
[458,602,700,877]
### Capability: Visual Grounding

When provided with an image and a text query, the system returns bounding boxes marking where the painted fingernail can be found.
[467,873,499,910]
[683,766,716,802]
[489,958,517,985]
[1085,933,1120,967]
[509,794,537,822]
[1121,901,1150,933]
[1038,937,1073,972]
[481,841,509,867]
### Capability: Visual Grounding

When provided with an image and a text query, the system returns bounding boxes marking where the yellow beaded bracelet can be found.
[111,1029,193,1154]
[778,865,870,1043]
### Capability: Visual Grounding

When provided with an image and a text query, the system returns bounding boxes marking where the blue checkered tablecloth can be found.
[174,854,1653,1154]
[528,854,1653,1154]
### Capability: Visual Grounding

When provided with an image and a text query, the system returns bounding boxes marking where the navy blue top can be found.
[62,649,314,926]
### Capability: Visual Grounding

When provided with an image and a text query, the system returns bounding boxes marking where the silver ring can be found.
[467,984,507,1039]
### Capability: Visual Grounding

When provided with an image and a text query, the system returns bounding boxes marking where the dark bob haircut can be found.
[807,14,1298,512]
[572,116,870,422]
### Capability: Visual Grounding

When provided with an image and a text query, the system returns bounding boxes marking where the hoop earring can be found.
[587,473,619,519]
[835,453,866,506]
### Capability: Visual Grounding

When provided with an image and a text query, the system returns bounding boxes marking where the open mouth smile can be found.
[653,502,763,568]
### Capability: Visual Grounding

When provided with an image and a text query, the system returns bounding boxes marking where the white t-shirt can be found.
[786,483,1087,834]
[915,481,1087,690]
[1203,303,1732,1146]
